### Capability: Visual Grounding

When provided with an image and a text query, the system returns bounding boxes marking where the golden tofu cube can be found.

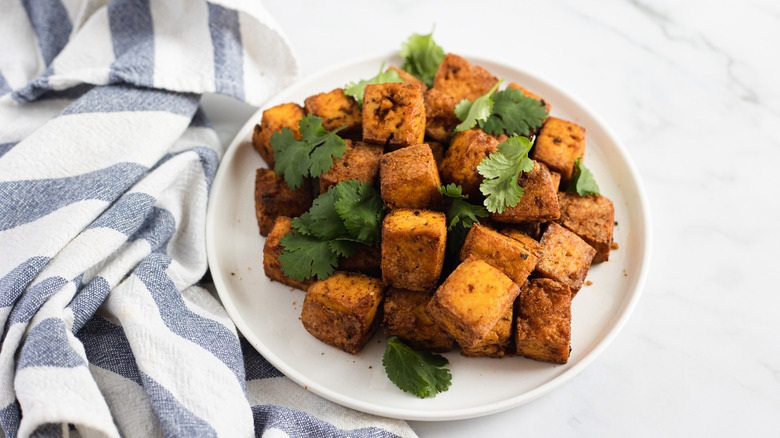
[362,83,425,148]
[304,88,361,136]
[319,140,383,193]
[532,117,586,185]
[515,278,572,364]
[536,223,596,296]
[490,161,561,223]
[433,53,499,102]
[425,255,520,348]
[379,144,443,210]
[383,288,454,353]
[438,129,499,200]
[387,66,428,92]
[423,88,460,143]
[460,306,512,358]
[459,223,538,288]
[499,226,543,258]
[381,209,446,292]
[263,216,313,291]
[252,102,304,167]
[301,271,385,354]
[557,192,615,263]
[254,168,312,236]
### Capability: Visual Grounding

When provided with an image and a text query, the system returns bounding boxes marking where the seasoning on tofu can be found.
[381,208,446,292]
[304,88,362,137]
[515,278,572,364]
[319,140,382,193]
[439,129,499,200]
[263,216,313,292]
[254,168,312,236]
[252,102,304,167]
[557,192,615,263]
[383,287,454,353]
[362,82,426,148]
[379,143,444,210]
[536,222,596,296]
[532,117,586,185]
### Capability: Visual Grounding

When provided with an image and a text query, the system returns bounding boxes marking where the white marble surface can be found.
[206,0,780,436]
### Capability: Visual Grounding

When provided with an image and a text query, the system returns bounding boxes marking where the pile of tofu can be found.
[254,54,615,364]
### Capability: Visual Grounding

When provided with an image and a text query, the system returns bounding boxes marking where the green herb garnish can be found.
[400,31,446,88]
[566,157,600,196]
[382,336,452,398]
[453,81,502,133]
[477,136,535,213]
[438,184,489,230]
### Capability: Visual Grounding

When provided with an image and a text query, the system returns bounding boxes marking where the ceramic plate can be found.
[205,52,651,421]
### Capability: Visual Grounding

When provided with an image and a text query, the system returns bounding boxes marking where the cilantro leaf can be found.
[382,336,452,398]
[477,136,535,213]
[344,63,404,106]
[334,180,385,245]
[271,115,346,190]
[453,81,502,133]
[279,231,338,281]
[566,157,601,196]
[279,180,386,282]
[400,32,446,88]
[480,88,548,137]
[438,184,488,231]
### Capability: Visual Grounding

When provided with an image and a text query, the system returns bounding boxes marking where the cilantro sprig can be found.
[454,85,548,137]
[438,184,488,231]
[382,336,452,398]
[271,115,346,190]
[344,62,404,107]
[566,157,601,196]
[400,31,446,88]
[477,136,535,213]
[453,81,502,133]
[279,180,384,281]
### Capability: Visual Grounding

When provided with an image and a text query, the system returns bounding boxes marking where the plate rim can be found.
[205,50,652,421]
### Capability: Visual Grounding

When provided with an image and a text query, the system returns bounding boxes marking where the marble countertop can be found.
[205,0,780,435]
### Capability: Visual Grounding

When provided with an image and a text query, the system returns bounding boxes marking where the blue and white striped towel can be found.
[0,1,415,436]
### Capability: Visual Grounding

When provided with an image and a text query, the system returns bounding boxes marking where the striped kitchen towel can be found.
[0,1,415,437]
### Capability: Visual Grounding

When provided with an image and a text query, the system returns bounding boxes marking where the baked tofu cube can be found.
[362,83,425,148]
[255,168,313,236]
[426,255,520,348]
[557,192,615,263]
[459,224,538,288]
[438,129,499,200]
[532,117,586,185]
[319,140,383,193]
[381,209,446,292]
[499,226,543,258]
[490,161,561,223]
[433,53,499,102]
[304,88,362,136]
[423,88,460,143]
[338,244,382,277]
[383,288,454,353]
[515,278,572,364]
[387,66,428,92]
[252,102,304,167]
[301,271,385,354]
[263,216,313,291]
[536,223,596,295]
[461,307,512,358]
[379,144,443,210]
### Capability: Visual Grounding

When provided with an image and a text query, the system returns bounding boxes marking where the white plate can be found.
[205,52,651,421]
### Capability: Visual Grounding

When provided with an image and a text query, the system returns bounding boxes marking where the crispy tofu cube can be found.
[362,83,425,148]
[319,140,383,193]
[460,307,512,358]
[459,224,538,288]
[423,88,460,143]
[381,209,446,292]
[387,66,428,92]
[515,278,572,364]
[304,88,362,136]
[557,192,615,263]
[255,168,313,236]
[532,117,586,185]
[301,271,385,354]
[426,255,520,348]
[379,144,443,210]
[499,226,543,258]
[490,161,561,223]
[263,216,313,291]
[383,288,454,352]
[252,102,304,167]
[433,53,499,102]
[338,244,381,277]
[536,223,596,295]
[438,129,499,199]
